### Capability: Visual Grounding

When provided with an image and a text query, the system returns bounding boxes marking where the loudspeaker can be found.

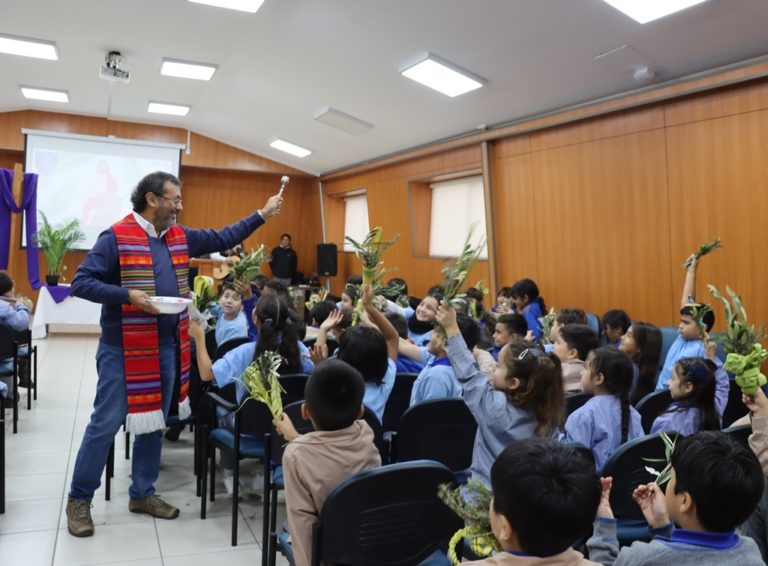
[317,243,338,276]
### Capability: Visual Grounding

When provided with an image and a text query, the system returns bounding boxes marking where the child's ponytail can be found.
[589,347,634,443]
[671,358,719,431]
[254,295,302,373]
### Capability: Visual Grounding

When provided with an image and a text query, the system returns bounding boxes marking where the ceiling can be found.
[1,0,768,175]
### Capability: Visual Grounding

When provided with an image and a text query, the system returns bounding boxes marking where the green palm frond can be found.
[233,244,269,284]
[684,238,722,268]
[239,351,285,419]
[438,479,501,564]
[35,212,85,276]
[344,227,400,324]
[708,285,765,356]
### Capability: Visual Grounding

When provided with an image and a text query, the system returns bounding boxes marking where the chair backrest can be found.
[722,380,749,428]
[602,433,678,520]
[213,336,251,361]
[658,326,679,370]
[13,328,31,349]
[635,390,673,434]
[566,393,592,417]
[382,373,418,433]
[238,396,274,438]
[278,374,309,407]
[204,329,218,358]
[0,324,17,359]
[586,312,601,337]
[723,424,751,448]
[303,337,339,357]
[312,460,461,566]
[362,407,387,464]
[267,400,316,466]
[394,399,477,472]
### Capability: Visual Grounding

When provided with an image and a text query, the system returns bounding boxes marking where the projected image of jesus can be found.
[82,161,119,226]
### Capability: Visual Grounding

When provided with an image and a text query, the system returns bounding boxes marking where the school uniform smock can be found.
[656,336,706,391]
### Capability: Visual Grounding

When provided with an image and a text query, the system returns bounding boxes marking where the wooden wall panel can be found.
[666,108,768,329]
[664,79,768,127]
[526,130,674,324]
[491,151,539,289]
[322,146,488,298]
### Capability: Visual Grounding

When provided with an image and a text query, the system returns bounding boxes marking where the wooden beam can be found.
[7,163,23,275]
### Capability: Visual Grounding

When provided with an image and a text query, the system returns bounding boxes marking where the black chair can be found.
[658,327,679,370]
[213,336,251,360]
[602,433,679,544]
[566,392,592,417]
[276,374,309,407]
[382,373,418,433]
[301,461,461,566]
[200,388,272,546]
[723,423,751,448]
[722,379,749,428]
[391,399,477,480]
[303,337,339,357]
[0,394,5,514]
[635,390,673,434]
[13,328,37,410]
[204,329,218,358]
[0,324,19,434]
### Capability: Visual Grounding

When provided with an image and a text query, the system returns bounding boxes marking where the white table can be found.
[31,285,101,339]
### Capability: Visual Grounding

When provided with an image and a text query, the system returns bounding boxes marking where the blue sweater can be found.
[71,211,264,347]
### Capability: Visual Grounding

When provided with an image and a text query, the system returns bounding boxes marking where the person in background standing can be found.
[269,233,297,286]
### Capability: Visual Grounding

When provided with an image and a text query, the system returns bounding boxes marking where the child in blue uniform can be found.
[510,278,546,341]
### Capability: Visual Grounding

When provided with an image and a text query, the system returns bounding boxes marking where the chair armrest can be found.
[205,390,238,412]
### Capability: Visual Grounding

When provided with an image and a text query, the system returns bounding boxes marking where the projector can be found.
[99,51,131,84]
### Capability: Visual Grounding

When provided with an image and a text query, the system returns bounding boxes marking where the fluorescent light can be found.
[20,87,68,103]
[148,102,190,116]
[0,34,58,60]
[270,139,312,158]
[188,0,265,13]
[161,58,217,81]
[603,0,707,23]
[314,107,373,135]
[401,54,484,98]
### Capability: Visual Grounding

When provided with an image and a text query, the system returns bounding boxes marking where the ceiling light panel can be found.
[401,54,484,97]
[603,0,708,24]
[314,107,373,135]
[270,139,312,158]
[188,0,265,13]
[0,34,58,60]
[148,102,190,116]
[20,87,68,103]
[161,59,217,81]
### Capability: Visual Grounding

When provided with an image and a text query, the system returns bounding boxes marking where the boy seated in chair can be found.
[0,270,33,392]
[463,438,602,565]
[589,431,764,565]
[274,358,381,566]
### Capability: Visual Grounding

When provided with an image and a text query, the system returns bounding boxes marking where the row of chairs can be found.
[0,324,39,434]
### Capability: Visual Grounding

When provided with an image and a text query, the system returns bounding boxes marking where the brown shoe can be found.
[66,499,94,537]
[128,495,180,519]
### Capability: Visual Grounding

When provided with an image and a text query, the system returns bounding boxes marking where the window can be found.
[428,176,488,259]
[343,193,370,252]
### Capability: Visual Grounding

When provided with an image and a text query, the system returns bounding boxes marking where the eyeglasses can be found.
[158,195,182,206]
[517,347,544,360]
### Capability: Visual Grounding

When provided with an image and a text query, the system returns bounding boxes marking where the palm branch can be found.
[684,238,722,269]
[239,351,286,419]
[233,244,269,284]
[438,479,501,564]
[708,285,765,356]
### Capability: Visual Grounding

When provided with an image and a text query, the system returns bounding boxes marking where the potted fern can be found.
[35,212,85,285]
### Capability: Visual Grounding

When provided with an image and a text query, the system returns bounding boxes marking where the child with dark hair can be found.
[590,431,765,565]
[409,313,480,406]
[553,324,600,394]
[656,255,714,391]
[510,278,546,341]
[274,359,381,566]
[304,299,337,342]
[462,438,602,565]
[601,309,631,348]
[491,313,528,360]
[0,270,33,389]
[188,295,312,492]
[262,279,291,304]
[619,322,662,404]
[340,284,358,309]
[336,285,398,421]
[438,306,565,485]
[491,286,514,314]
[742,387,768,561]
[465,287,497,350]
[346,274,363,286]
[385,312,425,374]
[561,347,643,471]
[209,282,249,345]
[651,352,729,436]
[548,308,589,345]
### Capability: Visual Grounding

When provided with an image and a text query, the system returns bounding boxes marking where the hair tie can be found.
[263,318,274,327]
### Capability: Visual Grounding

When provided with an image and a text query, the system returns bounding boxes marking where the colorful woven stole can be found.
[113,214,192,434]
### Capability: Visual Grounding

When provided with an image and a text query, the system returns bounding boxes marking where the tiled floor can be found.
[1,335,288,566]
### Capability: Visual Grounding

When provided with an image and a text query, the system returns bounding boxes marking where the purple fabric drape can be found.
[0,168,71,303]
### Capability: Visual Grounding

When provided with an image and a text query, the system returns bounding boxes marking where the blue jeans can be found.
[69,342,177,501]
